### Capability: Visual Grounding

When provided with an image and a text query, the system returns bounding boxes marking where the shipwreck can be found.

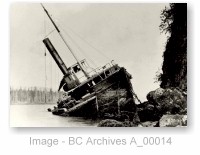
[41,4,140,119]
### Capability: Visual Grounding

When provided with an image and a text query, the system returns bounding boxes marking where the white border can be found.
[1,0,200,154]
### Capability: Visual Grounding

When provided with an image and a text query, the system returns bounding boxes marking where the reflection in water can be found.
[10,104,100,127]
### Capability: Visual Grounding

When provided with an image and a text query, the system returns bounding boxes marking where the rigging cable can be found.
[44,29,56,38]
[56,19,111,63]
[59,26,97,68]
[44,9,47,103]
[59,26,108,79]
[68,25,110,61]
[59,26,106,79]
[66,25,111,62]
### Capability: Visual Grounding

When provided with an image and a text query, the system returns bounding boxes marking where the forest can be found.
[10,87,63,104]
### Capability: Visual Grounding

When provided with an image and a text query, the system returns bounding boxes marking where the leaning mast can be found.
[41,3,90,79]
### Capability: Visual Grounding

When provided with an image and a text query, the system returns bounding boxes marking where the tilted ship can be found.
[41,4,140,118]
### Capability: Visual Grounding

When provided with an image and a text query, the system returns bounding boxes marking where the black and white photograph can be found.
[10,3,187,127]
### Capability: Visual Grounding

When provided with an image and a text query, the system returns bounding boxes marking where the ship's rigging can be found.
[41,3,90,79]
[41,3,142,113]
[42,3,115,88]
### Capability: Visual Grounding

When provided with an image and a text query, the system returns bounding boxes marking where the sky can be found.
[10,3,168,102]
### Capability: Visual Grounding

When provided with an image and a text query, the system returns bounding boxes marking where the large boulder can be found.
[98,119,124,127]
[139,121,158,127]
[119,98,137,112]
[146,88,186,115]
[147,88,165,103]
[159,114,187,127]
[137,101,162,122]
[137,88,186,122]
[98,119,137,127]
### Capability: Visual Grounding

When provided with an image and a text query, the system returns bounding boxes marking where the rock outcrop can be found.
[98,4,187,127]
[139,121,158,127]
[97,87,187,127]
[98,119,125,127]
[159,114,187,127]
[137,88,186,122]
[160,4,187,91]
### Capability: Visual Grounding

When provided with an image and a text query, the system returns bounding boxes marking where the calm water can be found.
[10,104,99,127]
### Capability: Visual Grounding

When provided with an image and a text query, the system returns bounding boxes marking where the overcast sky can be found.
[10,3,168,101]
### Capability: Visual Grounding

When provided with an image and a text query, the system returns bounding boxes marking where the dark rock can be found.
[137,101,162,122]
[137,88,186,122]
[47,108,52,112]
[120,98,137,112]
[139,121,158,127]
[131,112,141,125]
[98,119,124,127]
[97,119,138,127]
[136,101,149,109]
[146,88,186,115]
[160,4,187,91]
[52,108,65,115]
[146,88,165,104]
[159,114,187,127]
[119,98,138,122]
[123,121,138,127]
[179,108,187,115]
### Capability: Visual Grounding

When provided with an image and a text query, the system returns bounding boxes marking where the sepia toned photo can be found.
[10,3,187,127]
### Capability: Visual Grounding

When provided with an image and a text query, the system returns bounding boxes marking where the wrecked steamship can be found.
[41,4,140,118]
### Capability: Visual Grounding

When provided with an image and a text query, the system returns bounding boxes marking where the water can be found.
[10,104,99,127]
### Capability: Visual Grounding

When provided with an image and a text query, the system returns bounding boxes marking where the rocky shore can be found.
[98,87,187,127]
[98,4,187,127]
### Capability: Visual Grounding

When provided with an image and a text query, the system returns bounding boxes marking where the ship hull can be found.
[51,67,135,118]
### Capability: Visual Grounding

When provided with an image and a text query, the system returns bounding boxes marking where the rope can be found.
[43,16,113,77]
[117,82,121,115]
[44,9,47,103]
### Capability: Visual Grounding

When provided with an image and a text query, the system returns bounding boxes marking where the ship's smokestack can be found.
[43,38,68,75]
[43,37,80,91]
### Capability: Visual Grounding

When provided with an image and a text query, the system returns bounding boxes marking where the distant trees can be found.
[159,3,187,91]
[10,87,63,104]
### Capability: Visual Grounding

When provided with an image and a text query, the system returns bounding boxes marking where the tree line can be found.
[10,87,64,104]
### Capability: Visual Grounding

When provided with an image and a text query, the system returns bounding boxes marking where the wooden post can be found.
[117,82,121,115]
